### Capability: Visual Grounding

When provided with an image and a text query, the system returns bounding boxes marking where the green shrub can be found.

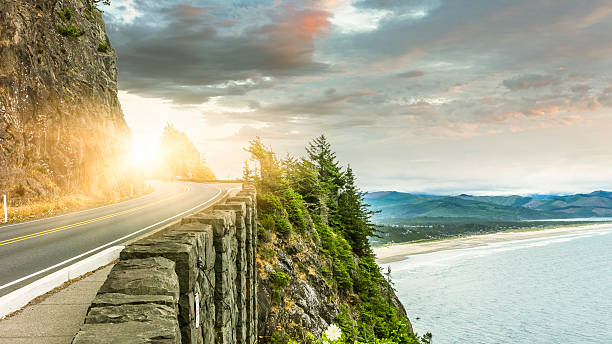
[269,271,290,303]
[280,188,310,232]
[275,216,292,235]
[57,24,84,37]
[58,8,72,21]
[97,41,109,52]
[270,330,291,344]
[269,271,290,290]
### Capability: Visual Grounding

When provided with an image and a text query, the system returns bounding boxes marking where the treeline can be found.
[158,124,215,180]
[245,135,430,344]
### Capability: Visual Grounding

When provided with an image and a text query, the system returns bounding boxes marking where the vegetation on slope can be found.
[247,136,431,344]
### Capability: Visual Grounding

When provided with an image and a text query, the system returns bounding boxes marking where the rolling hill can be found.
[365,190,612,221]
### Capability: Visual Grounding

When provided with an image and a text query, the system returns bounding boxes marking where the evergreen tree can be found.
[244,137,282,192]
[305,135,345,192]
[338,165,377,256]
[283,155,327,221]
[306,135,345,226]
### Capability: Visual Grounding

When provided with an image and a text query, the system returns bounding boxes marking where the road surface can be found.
[0,181,235,297]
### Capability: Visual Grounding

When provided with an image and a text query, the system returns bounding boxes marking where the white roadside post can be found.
[130,183,133,198]
[3,194,7,223]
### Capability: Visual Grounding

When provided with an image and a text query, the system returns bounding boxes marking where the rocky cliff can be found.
[256,220,414,343]
[0,0,129,202]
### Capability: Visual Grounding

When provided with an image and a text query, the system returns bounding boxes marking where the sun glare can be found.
[130,133,160,166]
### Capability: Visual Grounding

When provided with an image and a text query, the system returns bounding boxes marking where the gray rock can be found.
[85,304,177,324]
[182,211,235,237]
[73,320,181,344]
[91,293,176,310]
[0,0,130,200]
[121,236,199,293]
[99,257,179,302]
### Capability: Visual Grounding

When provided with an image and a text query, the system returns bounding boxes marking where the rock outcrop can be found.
[0,0,129,202]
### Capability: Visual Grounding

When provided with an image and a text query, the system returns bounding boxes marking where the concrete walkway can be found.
[0,265,113,344]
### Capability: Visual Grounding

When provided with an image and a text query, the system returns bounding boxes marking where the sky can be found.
[102,0,612,195]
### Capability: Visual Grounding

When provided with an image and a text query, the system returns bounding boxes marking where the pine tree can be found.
[244,137,282,192]
[306,135,345,226]
[283,156,327,221]
[338,165,377,256]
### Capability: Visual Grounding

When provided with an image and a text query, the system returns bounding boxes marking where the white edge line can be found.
[0,185,224,292]
[0,181,164,229]
[0,245,124,318]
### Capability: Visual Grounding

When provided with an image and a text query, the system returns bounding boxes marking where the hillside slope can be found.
[0,0,130,203]
[366,192,556,221]
[366,191,612,221]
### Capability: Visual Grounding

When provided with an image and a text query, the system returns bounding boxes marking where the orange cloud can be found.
[256,4,332,67]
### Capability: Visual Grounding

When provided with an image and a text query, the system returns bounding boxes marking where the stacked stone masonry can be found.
[72,184,257,344]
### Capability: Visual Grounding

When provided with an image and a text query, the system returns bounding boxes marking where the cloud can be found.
[106,2,332,104]
[502,74,562,90]
[571,83,592,93]
[105,0,612,193]
[395,69,424,78]
[597,84,612,106]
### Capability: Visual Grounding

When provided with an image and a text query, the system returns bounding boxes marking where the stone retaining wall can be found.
[72,184,257,344]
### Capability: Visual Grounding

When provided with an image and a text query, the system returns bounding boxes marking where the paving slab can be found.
[0,265,113,344]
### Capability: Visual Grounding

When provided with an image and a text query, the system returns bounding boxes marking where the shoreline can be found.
[373,222,612,264]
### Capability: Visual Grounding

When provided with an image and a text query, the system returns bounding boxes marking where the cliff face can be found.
[0,0,129,202]
[256,228,413,343]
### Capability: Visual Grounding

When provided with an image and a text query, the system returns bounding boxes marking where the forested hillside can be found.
[247,136,430,344]
[366,191,612,221]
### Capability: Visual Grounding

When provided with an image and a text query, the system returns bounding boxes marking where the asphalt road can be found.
[0,181,235,296]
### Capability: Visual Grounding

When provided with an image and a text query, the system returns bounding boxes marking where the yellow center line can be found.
[0,185,191,247]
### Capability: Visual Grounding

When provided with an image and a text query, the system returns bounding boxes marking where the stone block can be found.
[85,304,177,324]
[99,257,179,302]
[91,293,176,311]
[182,210,234,237]
[215,236,230,253]
[121,236,200,293]
[73,320,181,344]
[214,203,246,217]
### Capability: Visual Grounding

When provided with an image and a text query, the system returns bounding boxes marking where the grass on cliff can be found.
[57,24,85,37]
[247,136,432,344]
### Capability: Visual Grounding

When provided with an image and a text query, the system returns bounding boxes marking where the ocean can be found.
[385,225,612,343]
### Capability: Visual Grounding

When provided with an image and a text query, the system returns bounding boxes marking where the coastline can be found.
[373,222,612,264]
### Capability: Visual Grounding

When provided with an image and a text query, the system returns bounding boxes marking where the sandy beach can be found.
[373,223,612,263]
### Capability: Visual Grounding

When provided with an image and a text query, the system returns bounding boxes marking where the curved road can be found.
[0,181,235,296]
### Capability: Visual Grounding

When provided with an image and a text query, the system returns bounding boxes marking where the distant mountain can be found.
[365,190,612,221]
[522,191,612,217]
